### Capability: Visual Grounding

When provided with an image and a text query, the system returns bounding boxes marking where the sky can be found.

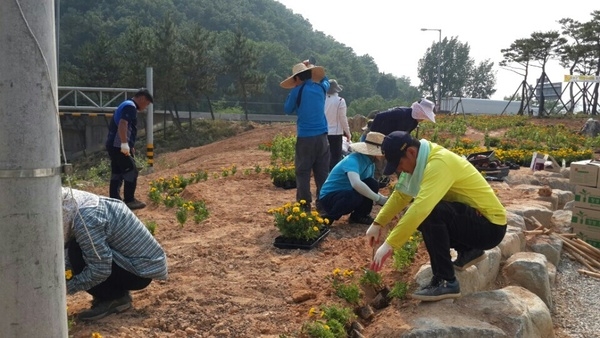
[275,0,598,100]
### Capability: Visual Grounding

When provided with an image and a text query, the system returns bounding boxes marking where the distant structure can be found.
[440,97,531,115]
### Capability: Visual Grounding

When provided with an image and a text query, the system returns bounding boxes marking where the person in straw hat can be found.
[318,132,389,225]
[366,131,506,302]
[324,79,351,171]
[281,60,330,211]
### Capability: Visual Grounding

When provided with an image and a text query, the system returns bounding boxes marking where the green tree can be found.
[117,19,156,88]
[375,73,399,100]
[529,31,567,116]
[500,38,536,115]
[179,23,218,119]
[153,13,186,134]
[465,60,496,99]
[417,37,480,102]
[221,29,266,120]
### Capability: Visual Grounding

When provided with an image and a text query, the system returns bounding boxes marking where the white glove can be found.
[376,194,388,206]
[366,224,383,247]
[120,142,130,156]
[370,242,393,272]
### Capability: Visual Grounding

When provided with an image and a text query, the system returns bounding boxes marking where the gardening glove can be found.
[120,142,130,156]
[370,242,393,272]
[376,194,388,206]
[366,223,383,247]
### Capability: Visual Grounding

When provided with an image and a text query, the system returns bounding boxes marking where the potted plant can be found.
[269,200,330,249]
[269,163,296,189]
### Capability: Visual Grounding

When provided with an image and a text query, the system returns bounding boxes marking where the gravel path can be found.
[552,255,600,338]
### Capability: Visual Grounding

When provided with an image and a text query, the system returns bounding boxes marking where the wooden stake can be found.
[577,269,600,279]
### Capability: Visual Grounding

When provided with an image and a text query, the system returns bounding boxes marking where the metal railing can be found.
[58,86,140,112]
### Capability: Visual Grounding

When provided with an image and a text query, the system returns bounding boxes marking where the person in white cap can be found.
[360,98,436,139]
[324,79,351,171]
[318,132,388,225]
[359,98,436,180]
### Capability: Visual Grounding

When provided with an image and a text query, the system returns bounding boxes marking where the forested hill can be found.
[58,0,419,115]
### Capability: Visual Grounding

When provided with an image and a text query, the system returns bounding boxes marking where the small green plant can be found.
[145,220,157,235]
[268,163,295,185]
[388,281,409,300]
[268,200,328,241]
[392,232,422,271]
[303,304,355,338]
[175,205,189,226]
[329,268,361,304]
[254,165,262,174]
[359,269,384,290]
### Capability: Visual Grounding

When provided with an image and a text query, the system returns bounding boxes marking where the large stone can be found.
[503,252,553,309]
[364,286,553,338]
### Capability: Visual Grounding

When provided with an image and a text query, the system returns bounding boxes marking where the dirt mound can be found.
[67,120,581,337]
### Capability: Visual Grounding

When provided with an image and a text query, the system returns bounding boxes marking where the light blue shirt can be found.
[319,152,375,198]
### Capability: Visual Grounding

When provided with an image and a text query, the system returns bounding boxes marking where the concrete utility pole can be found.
[0,1,67,337]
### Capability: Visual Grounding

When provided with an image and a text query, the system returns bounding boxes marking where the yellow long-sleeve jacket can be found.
[375,141,507,249]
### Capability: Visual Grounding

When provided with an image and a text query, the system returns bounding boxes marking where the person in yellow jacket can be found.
[366,131,507,302]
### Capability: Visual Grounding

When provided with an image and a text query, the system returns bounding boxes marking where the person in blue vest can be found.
[318,132,388,225]
[105,89,153,210]
[281,61,330,211]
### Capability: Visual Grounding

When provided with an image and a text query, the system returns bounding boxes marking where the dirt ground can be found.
[67,118,587,337]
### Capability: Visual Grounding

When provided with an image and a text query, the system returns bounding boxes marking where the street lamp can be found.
[421,28,441,111]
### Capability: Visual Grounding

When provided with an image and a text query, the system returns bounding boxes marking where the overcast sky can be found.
[275,0,598,100]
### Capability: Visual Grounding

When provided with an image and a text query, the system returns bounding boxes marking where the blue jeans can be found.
[418,201,506,281]
[319,177,379,221]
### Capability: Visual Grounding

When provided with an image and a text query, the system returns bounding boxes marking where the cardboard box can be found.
[574,185,600,211]
[571,206,600,248]
[570,160,600,187]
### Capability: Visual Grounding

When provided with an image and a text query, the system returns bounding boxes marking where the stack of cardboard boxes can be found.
[570,160,600,248]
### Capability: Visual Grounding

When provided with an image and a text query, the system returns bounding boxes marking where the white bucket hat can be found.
[350,132,385,156]
[411,98,436,123]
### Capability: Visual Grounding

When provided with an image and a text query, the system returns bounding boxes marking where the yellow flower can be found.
[292,207,300,213]
[308,307,317,317]
[343,269,354,277]
[91,332,103,338]
[300,212,307,218]
[313,226,319,231]
[332,268,341,276]
[65,270,73,280]
[323,324,330,330]
[300,199,307,204]
[286,215,293,222]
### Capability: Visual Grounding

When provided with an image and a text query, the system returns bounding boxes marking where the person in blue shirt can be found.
[62,187,167,321]
[105,89,153,210]
[281,61,330,211]
[318,132,389,225]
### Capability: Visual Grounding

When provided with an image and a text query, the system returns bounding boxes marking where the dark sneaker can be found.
[126,199,146,210]
[453,249,485,271]
[349,214,374,225]
[78,293,132,321]
[411,278,461,301]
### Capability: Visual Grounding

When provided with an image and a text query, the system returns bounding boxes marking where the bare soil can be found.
[67,118,587,337]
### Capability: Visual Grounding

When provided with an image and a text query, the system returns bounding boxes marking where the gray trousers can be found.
[295,133,330,205]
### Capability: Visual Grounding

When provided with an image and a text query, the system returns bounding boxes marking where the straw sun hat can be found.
[350,132,385,156]
[280,62,326,89]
